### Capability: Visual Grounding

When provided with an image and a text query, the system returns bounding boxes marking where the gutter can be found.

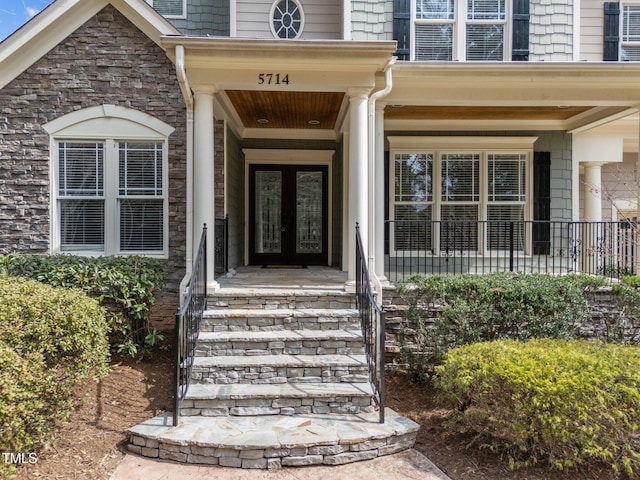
[176,45,195,305]
[367,57,396,305]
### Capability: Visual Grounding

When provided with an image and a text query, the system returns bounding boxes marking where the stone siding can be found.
[351,0,393,41]
[530,0,574,61]
[0,5,187,322]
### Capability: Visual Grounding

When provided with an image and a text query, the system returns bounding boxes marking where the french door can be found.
[249,164,328,266]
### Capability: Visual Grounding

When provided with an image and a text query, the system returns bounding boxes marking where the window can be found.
[270,0,304,39]
[389,137,534,255]
[621,3,640,60]
[57,140,167,255]
[414,0,507,61]
[145,0,186,19]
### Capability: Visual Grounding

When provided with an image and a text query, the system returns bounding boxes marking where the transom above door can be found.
[249,164,328,266]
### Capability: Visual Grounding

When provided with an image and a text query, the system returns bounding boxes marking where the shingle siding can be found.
[168,0,230,36]
[351,0,393,40]
[530,0,574,60]
[0,5,187,295]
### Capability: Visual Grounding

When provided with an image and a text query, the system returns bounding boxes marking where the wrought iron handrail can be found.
[355,224,386,424]
[385,219,639,282]
[174,225,207,427]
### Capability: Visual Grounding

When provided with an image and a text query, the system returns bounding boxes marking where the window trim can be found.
[146,0,187,20]
[411,0,511,61]
[269,0,306,39]
[44,105,174,258]
[620,2,640,61]
[388,136,536,256]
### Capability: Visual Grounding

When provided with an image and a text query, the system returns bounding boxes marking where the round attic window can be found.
[270,0,304,39]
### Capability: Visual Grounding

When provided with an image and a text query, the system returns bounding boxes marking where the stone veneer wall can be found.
[0,5,187,326]
[381,285,640,367]
[351,0,393,41]
[529,0,574,61]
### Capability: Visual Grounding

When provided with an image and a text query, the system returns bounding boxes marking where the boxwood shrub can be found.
[0,275,109,477]
[0,254,165,357]
[434,339,640,476]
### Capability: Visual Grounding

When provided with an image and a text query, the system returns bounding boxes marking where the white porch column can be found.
[193,89,219,291]
[583,162,604,222]
[347,87,371,282]
[374,101,387,282]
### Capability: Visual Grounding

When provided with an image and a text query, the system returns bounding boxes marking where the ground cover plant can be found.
[434,339,640,476]
[0,254,165,357]
[0,275,110,479]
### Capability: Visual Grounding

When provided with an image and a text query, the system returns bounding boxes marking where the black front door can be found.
[249,164,328,266]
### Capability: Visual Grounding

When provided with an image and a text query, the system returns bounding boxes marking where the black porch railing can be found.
[174,225,208,427]
[214,215,228,276]
[386,220,638,282]
[355,224,386,424]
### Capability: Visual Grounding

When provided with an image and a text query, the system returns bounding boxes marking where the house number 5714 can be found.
[258,73,290,85]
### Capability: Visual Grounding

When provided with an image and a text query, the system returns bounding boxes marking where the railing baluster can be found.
[174,224,208,427]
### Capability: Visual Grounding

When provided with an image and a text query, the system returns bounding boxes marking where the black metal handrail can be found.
[174,225,208,427]
[385,219,638,282]
[355,224,386,424]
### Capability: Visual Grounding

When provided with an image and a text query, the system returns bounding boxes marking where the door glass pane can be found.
[296,171,323,254]
[255,171,282,254]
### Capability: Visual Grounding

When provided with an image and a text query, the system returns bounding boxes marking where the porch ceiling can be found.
[225,90,345,129]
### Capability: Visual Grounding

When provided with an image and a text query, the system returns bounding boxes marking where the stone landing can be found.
[128,408,419,470]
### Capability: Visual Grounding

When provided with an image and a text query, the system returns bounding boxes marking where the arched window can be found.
[44,105,174,257]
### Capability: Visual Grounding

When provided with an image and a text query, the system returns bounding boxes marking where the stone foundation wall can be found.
[382,286,640,367]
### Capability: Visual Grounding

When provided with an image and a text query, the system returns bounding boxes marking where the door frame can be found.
[244,149,334,266]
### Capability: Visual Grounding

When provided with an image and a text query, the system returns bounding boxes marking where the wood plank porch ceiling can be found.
[225,90,593,129]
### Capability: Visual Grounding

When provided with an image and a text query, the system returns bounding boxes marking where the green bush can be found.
[396,273,590,381]
[0,276,110,478]
[433,339,640,476]
[0,254,165,357]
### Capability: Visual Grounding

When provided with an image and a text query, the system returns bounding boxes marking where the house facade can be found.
[2,0,640,297]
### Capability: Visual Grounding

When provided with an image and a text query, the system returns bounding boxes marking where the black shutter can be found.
[604,2,620,61]
[512,0,530,61]
[533,152,551,255]
[384,150,390,255]
[393,0,411,60]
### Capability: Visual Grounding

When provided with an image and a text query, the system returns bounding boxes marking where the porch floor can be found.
[216,266,348,291]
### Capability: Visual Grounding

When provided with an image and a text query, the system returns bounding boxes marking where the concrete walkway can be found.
[110,448,452,480]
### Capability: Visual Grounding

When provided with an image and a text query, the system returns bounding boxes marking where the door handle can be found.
[281,226,286,232]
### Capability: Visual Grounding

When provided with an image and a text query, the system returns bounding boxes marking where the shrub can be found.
[434,339,640,476]
[0,254,165,357]
[396,273,590,381]
[0,276,110,478]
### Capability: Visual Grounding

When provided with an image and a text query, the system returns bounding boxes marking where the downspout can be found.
[367,57,396,304]
[176,45,195,305]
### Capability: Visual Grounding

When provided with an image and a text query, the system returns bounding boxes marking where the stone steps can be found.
[201,308,360,332]
[191,354,370,385]
[128,408,420,470]
[207,289,355,310]
[195,329,365,356]
[179,382,374,417]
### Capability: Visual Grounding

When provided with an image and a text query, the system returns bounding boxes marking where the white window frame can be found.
[269,0,305,39]
[621,2,640,61]
[388,136,536,256]
[44,105,174,258]
[145,0,187,20]
[412,0,511,61]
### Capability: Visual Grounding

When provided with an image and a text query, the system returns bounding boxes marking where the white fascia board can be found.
[0,0,179,90]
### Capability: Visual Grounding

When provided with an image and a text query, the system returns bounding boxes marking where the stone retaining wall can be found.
[381,285,640,367]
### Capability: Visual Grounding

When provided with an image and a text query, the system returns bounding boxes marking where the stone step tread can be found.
[184,382,374,401]
[129,408,419,451]
[209,288,351,297]
[198,329,363,343]
[204,308,359,319]
[192,354,367,369]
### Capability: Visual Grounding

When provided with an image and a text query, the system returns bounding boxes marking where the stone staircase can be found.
[128,287,419,470]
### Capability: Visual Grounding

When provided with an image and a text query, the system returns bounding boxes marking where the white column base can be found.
[207,280,221,294]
